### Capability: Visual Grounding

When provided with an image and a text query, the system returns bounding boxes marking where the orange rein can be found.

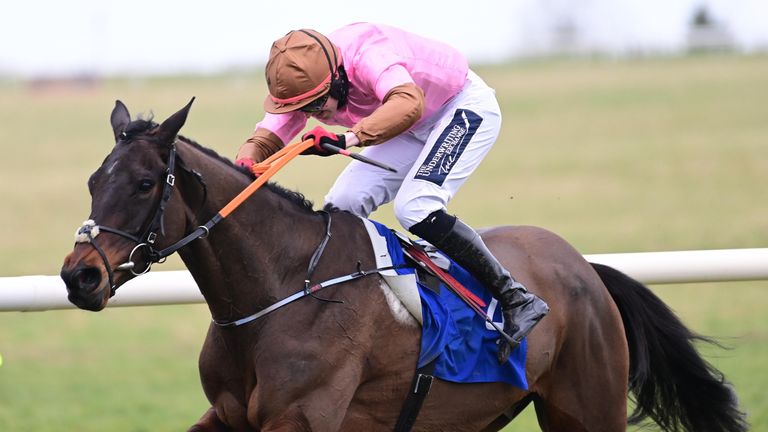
[219,139,315,218]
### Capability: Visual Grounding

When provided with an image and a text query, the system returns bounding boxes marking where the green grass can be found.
[1,54,766,431]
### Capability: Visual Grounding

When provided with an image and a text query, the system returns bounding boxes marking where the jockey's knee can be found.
[393,194,445,231]
[324,189,379,218]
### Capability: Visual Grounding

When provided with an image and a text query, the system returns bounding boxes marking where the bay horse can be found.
[60,99,747,432]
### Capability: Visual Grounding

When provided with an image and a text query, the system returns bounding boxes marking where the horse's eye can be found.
[138,179,155,192]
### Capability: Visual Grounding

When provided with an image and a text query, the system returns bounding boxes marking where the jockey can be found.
[235,23,549,362]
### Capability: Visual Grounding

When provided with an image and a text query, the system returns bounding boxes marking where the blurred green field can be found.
[1,55,766,431]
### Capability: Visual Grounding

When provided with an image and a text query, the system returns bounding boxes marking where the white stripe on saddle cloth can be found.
[360,218,424,325]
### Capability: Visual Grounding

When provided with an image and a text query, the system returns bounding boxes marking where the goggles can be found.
[299,93,330,113]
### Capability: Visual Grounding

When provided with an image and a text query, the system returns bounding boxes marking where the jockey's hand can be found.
[235,157,258,179]
[301,126,346,157]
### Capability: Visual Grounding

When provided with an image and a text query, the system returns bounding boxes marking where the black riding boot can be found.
[409,210,550,363]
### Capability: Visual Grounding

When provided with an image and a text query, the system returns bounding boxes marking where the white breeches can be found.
[324,70,502,230]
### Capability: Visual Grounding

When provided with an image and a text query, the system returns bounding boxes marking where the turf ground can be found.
[0,54,766,431]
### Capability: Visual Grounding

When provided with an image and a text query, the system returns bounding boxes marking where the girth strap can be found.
[394,358,437,432]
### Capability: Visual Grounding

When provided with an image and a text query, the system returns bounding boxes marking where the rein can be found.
[75,138,316,295]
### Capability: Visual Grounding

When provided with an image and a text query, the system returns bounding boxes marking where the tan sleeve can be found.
[236,128,284,163]
[350,82,425,146]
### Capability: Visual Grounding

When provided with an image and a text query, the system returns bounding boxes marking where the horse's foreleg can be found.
[188,407,230,432]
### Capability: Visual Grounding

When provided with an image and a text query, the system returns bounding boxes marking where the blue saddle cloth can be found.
[369,220,528,389]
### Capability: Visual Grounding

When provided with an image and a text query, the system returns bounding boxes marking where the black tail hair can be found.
[591,263,748,432]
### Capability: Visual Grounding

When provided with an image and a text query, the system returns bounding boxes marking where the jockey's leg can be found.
[408,209,549,363]
[389,70,549,363]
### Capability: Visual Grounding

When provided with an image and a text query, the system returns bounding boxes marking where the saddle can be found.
[360,218,528,386]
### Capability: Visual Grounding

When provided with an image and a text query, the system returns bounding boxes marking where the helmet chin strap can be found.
[331,65,349,108]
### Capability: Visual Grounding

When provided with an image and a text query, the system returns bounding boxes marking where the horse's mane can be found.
[120,116,318,215]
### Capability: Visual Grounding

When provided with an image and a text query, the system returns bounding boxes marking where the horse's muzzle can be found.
[60,264,109,311]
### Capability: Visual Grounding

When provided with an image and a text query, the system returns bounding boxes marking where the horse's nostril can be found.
[73,267,102,291]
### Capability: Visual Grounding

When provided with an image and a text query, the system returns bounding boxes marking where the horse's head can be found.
[61,98,195,311]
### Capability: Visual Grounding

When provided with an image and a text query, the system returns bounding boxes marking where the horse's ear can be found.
[110,100,131,142]
[155,97,196,145]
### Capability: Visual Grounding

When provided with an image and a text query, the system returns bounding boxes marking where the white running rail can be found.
[1,248,767,312]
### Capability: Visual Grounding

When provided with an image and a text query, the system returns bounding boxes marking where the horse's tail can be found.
[590,263,748,432]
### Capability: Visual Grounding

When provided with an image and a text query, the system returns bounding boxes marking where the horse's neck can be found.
[174,143,325,322]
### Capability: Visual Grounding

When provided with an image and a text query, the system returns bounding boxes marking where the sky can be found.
[1,0,766,77]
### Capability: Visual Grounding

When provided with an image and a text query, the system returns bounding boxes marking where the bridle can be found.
[74,136,209,296]
[72,135,326,300]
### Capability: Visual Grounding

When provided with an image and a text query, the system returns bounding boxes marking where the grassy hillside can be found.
[0,54,766,431]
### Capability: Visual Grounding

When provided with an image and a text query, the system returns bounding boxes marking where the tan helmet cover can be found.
[263,29,341,114]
